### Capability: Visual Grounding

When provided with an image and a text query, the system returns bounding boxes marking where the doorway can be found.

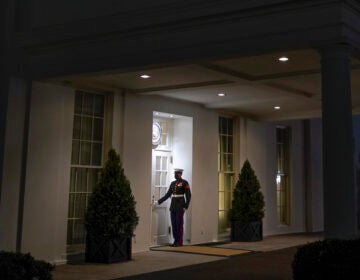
[151,112,193,246]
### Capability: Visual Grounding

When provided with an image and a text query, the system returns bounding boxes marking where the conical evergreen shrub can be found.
[230,159,265,222]
[85,149,139,238]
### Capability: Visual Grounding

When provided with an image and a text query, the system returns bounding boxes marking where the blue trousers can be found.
[170,209,184,245]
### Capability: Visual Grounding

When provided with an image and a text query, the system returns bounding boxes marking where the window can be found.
[153,118,172,151]
[67,91,105,246]
[218,117,235,233]
[276,126,291,225]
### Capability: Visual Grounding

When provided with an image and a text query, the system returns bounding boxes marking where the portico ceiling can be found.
[48,48,360,121]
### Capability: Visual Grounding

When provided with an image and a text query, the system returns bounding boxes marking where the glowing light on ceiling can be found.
[278,56,289,62]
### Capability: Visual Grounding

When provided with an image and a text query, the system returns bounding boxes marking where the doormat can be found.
[150,245,252,257]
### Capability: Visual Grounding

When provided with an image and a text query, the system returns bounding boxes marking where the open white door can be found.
[150,113,193,246]
[151,151,172,245]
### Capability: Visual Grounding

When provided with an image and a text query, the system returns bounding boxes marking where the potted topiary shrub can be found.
[230,159,265,241]
[84,149,139,263]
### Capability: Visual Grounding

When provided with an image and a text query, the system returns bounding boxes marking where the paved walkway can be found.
[120,246,300,280]
[53,232,323,280]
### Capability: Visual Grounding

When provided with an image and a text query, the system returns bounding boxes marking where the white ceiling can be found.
[49,48,360,121]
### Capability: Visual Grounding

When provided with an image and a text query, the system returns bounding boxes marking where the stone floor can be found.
[53,232,323,280]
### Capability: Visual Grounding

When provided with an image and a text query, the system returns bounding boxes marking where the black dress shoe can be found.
[170,243,178,247]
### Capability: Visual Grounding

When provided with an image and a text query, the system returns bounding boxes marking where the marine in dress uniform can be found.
[157,168,191,247]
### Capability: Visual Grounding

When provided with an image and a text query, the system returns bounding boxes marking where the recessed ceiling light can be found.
[140,74,151,79]
[169,114,174,118]
[274,106,281,110]
[278,56,289,62]
[218,92,226,97]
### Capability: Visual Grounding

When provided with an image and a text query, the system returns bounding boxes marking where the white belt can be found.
[172,195,184,198]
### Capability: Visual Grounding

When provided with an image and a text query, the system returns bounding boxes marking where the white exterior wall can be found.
[111,90,125,154]
[21,82,74,263]
[173,117,193,242]
[118,96,323,251]
[8,84,328,262]
[309,118,324,232]
[121,93,218,252]
[242,118,307,236]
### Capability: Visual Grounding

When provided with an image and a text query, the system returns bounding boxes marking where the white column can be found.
[0,79,9,209]
[0,77,11,249]
[0,0,21,252]
[0,0,11,211]
[321,44,358,238]
[0,78,29,251]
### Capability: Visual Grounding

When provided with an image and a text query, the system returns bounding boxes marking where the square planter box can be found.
[85,234,132,263]
[231,221,263,242]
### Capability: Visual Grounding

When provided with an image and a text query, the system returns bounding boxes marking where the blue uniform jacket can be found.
[158,179,191,212]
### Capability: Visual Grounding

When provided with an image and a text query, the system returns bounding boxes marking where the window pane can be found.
[218,211,226,231]
[154,187,160,200]
[74,93,83,114]
[80,141,91,165]
[226,154,233,171]
[161,172,167,186]
[70,168,76,192]
[155,156,161,170]
[93,95,104,117]
[73,219,85,244]
[93,118,103,141]
[161,122,167,133]
[219,173,224,191]
[220,135,227,153]
[75,194,87,218]
[227,136,233,153]
[71,140,80,164]
[225,191,231,210]
[220,154,226,172]
[161,156,167,170]
[161,134,167,146]
[88,169,99,192]
[68,194,75,217]
[73,116,81,139]
[81,117,92,140]
[92,143,102,166]
[83,95,93,116]
[160,187,167,197]
[219,118,227,134]
[219,192,225,210]
[155,171,161,186]
[228,119,233,134]
[76,168,87,192]
[67,220,74,244]
[224,174,233,192]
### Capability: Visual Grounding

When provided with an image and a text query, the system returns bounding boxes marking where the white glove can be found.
[153,200,158,206]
